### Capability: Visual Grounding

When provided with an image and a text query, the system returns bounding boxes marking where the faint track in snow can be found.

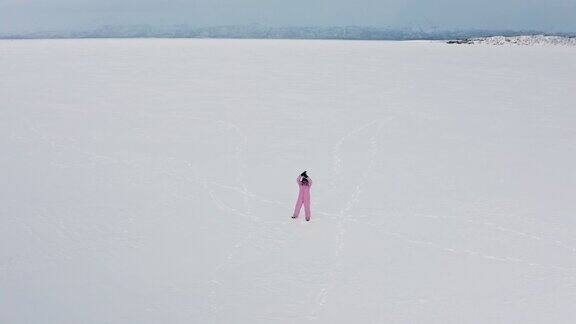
[362,220,576,275]
[208,182,286,207]
[129,116,272,304]
[194,120,253,316]
[22,111,258,317]
[360,208,576,257]
[196,119,285,318]
[1,204,146,283]
[215,120,251,214]
[309,119,386,320]
[329,120,380,189]
[21,117,148,169]
[418,213,576,256]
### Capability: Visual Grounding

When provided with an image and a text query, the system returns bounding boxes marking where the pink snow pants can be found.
[293,176,312,220]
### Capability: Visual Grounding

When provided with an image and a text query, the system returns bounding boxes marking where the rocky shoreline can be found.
[448,35,576,46]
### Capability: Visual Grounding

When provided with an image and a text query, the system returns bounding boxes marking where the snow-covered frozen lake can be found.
[1,39,576,323]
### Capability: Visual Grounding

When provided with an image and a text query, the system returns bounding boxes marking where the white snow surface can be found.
[469,35,576,46]
[1,39,576,323]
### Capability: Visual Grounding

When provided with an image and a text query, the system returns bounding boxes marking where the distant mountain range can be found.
[1,25,574,40]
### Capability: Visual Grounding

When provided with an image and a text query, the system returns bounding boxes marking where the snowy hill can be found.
[1,39,576,323]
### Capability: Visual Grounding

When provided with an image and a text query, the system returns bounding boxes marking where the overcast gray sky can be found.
[1,0,575,33]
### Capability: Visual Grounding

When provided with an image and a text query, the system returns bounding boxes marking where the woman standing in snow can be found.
[292,171,313,221]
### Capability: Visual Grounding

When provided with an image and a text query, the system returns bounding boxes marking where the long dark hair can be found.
[300,171,309,186]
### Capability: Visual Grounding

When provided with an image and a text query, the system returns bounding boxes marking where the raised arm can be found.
[296,175,302,184]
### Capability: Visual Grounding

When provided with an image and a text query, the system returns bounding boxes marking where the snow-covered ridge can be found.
[449,35,576,46]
